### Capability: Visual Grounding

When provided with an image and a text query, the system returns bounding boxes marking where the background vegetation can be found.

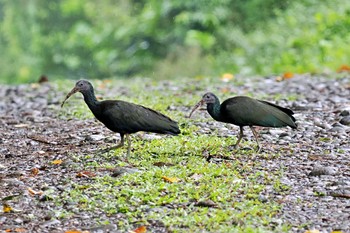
[0,0,349,83]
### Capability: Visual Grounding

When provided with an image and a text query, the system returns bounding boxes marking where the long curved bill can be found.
[61,87,79,108]
[188,100,204,118]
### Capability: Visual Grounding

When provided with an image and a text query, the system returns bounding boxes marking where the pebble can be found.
[308,165,336,176]
[328,126,345,133]
[14,218,23,224]
[339,116,350,125]
[85,134,105,141]
[111,167,140,177]
[41,219,61,227]
[339,110,349,116]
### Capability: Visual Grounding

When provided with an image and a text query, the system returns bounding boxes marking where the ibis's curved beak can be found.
[61,87,79,108]
[188,99,205,118]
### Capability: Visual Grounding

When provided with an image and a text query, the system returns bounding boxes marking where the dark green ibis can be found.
[189,92,297,151]
[61,80,180,156]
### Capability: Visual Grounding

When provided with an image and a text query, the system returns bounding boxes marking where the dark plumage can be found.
[61,80,180,156]
[189,92,297,151]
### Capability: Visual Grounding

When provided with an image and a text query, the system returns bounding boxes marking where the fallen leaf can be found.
[304,230,320,233]
[130,226,147,233]
[220,73,234,82]
[283,72,294,79]
[276,72,294,81]
[51,160,63,165]
[220,87,230,93]
[15,228,26,233]
[38,75,48,83]
[31,168,39,176]
[337,64,350,73]
[3,203,13,213]
[76,171,96,178]
[331,231,344,233]
[27,187,43,196]
[153,162,174,167]
[162,176,181,183]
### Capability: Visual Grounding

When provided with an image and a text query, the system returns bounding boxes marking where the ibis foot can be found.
[99,134,125,154]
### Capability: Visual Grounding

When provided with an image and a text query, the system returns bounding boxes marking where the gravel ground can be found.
[0,74,349,232]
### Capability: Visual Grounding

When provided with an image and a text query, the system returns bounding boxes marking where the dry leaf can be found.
[220,73,234,82]
[15,228,26,233]
[162,176,181,183]
[130,226,147,233]
[3,203,13,213]
[304,230,320,233]
[51,160,63,165]
[31,168,39,176]
[283,72,294,79]
[220,87,230,93]
[76,171,96,178]
[337,64,350,73]
[276,72,294,82]
[27,187,43,196]
[153,162,174,167]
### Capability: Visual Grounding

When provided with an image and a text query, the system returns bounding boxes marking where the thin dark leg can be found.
[99,134,124,153]
[249,126,261,152]
[126,134,131,156]
[115,133,125,149]
[234,126,244,148]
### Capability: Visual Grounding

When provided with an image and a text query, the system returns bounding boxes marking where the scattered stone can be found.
[308,165,337,176]
[194,200,217,208]
[339,116,350,126]
[14,218,23,224]
[111,167,140,177]
[258,194,269,203]
[340,110,350,116]
[41,219,61,227]
[85,134,105,141]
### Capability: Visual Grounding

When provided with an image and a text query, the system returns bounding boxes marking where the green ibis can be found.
[61,80,180,156]
[189,92,297,151]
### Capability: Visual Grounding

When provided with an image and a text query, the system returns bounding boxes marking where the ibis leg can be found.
[249,126,261,152]
[99,134,124,153]
[115,134,125,149]
[126,134,131,156]
[234,126,244,148]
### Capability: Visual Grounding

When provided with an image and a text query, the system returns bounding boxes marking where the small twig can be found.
[27,134,55,145]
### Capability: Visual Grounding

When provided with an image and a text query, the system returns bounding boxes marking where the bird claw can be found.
[99,144,124,154]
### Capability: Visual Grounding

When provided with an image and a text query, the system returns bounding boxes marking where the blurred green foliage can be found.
[0,0,349,83]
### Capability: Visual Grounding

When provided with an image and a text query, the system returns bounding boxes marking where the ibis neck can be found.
[82,89,99,111]
[207,100,223,121]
